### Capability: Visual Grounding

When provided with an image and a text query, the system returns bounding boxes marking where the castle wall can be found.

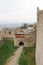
[0,28,36,47]
[14,34,35,47]
[36,7,43,65]
[14,38,28,47]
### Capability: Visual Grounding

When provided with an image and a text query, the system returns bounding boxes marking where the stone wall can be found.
[14,34,36,47]
[0,27,36,47]
[36,7,43,65]
[14,37,28,47]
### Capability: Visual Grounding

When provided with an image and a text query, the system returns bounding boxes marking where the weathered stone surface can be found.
[36,7,43,65]
[0,27,36,47]
[14,33,36,47]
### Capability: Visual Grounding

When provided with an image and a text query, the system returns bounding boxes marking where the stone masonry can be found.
[0,25,36,47]
[14,33,36,47]
[36,7,43,65]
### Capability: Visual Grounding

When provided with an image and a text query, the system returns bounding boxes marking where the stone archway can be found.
[19,42,24,46]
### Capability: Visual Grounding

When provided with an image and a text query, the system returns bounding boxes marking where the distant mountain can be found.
[0,23,22,30]
[0,23,34,30]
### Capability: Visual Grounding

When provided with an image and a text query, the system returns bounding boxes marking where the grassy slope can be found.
[19,46,36,65]
[0,40,18,65]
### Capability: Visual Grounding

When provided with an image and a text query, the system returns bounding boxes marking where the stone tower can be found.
[36,7,43,65]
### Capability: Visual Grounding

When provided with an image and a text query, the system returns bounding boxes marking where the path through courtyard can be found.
[6,46,23,65]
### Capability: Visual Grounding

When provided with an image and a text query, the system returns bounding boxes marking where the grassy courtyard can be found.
[0,39,18,65]
[19,46,36,65]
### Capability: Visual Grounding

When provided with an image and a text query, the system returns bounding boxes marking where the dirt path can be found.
[6,46,23,65]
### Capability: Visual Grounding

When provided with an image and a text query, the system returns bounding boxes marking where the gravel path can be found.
[6,46,23,65]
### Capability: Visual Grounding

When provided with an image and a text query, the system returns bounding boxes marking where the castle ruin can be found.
[36,7,43,65]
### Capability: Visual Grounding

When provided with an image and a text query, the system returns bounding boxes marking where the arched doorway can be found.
[19,42,24,46]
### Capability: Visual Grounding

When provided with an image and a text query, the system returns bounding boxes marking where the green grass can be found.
[0,39,18,65]
[19,46,36,65]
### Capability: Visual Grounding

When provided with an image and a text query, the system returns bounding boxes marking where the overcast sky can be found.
[0,0,43,24]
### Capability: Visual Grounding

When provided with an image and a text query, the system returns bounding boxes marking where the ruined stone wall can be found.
[14,34,36,47]
[14,34,29,47]
[36,7,43,65]
[0,28,36,47]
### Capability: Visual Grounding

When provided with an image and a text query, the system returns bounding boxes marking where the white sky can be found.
[0,0,43,24]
